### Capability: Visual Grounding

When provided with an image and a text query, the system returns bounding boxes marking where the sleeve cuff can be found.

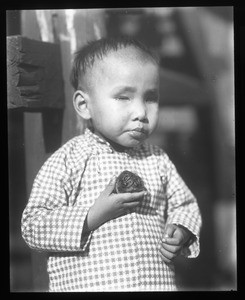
[180,235,200,258]
[79,206,94,252]
[80,230,93,251]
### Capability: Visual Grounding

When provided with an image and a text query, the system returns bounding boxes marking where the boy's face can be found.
[86,47,159,149]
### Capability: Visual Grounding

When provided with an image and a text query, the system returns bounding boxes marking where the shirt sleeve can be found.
[21,145,93,253]
[159,151,202,258]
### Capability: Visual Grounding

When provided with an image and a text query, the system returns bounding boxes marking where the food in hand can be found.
[114,170,146,193]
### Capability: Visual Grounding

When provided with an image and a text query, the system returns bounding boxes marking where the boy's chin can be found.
[110,139,142,151]
[126,140,143,148]
[118,139,143,149]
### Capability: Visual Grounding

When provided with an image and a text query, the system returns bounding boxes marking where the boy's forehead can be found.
[84,46,159,90]
[103,46,153,64]
[92,46,157,73]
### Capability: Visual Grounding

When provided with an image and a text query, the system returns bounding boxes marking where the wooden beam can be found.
[14,9,107,291]
[7,35,64,109]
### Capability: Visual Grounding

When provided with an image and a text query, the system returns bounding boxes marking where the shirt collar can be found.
[85,128,114,153]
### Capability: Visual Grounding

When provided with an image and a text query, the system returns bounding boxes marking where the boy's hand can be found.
[158,224,192,264]
[86,176,146,232]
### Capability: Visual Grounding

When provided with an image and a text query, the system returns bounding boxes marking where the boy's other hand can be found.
[86,176,146,232]
[158,224,192,264]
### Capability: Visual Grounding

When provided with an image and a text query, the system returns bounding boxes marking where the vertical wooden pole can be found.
[21,10,54,291]
[19,9,107,291]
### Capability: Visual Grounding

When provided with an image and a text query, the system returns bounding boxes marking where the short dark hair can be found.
[70,36,159,90]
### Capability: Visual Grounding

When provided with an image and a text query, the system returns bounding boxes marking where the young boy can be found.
[21,37,202,292]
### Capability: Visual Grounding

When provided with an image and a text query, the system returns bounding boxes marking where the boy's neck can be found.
[90,128,131,153]
[107,139,129,153]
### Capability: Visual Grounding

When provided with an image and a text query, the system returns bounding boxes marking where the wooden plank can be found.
[7,35,64,109]
[53,10,80,144]
[19,11,64,291]
[17,9,107,292]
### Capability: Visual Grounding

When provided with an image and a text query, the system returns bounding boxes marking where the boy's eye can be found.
[116,96,130,101]
[144,90,159,103]
[145,94,159,103]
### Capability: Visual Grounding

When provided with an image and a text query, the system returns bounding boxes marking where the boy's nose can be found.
[131,99,147,122]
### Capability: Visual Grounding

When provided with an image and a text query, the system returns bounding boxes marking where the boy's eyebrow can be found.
[111,86,159,94]
[111,86,137,94]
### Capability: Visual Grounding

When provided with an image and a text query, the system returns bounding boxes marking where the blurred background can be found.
[7,7,236,291]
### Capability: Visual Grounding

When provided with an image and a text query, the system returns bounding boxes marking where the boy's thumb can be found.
[105,176,117,194]
[164,224,177,238]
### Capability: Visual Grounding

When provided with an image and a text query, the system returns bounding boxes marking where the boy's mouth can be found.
[127,127,147,140]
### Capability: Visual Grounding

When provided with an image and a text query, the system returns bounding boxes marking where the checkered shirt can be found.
[21,128,202,292]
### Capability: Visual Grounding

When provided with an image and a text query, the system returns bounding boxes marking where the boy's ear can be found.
[73,90,91,120]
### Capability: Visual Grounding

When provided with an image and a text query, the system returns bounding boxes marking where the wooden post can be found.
[7,34,65,291]
[8,9,107,291]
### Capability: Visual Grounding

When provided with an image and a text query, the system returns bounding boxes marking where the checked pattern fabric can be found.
[21,128,202,291]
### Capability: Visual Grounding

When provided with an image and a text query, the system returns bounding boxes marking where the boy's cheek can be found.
[149,109,159,130]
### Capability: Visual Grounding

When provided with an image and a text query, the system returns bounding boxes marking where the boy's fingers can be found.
[103,176,117,195]
[159,254,171,264]
[163,224,177,239]
[159,242,181,253]
[124,201,140,208]
[120,191,146,202]
[161,237,180,245]
[158,246,176,261]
